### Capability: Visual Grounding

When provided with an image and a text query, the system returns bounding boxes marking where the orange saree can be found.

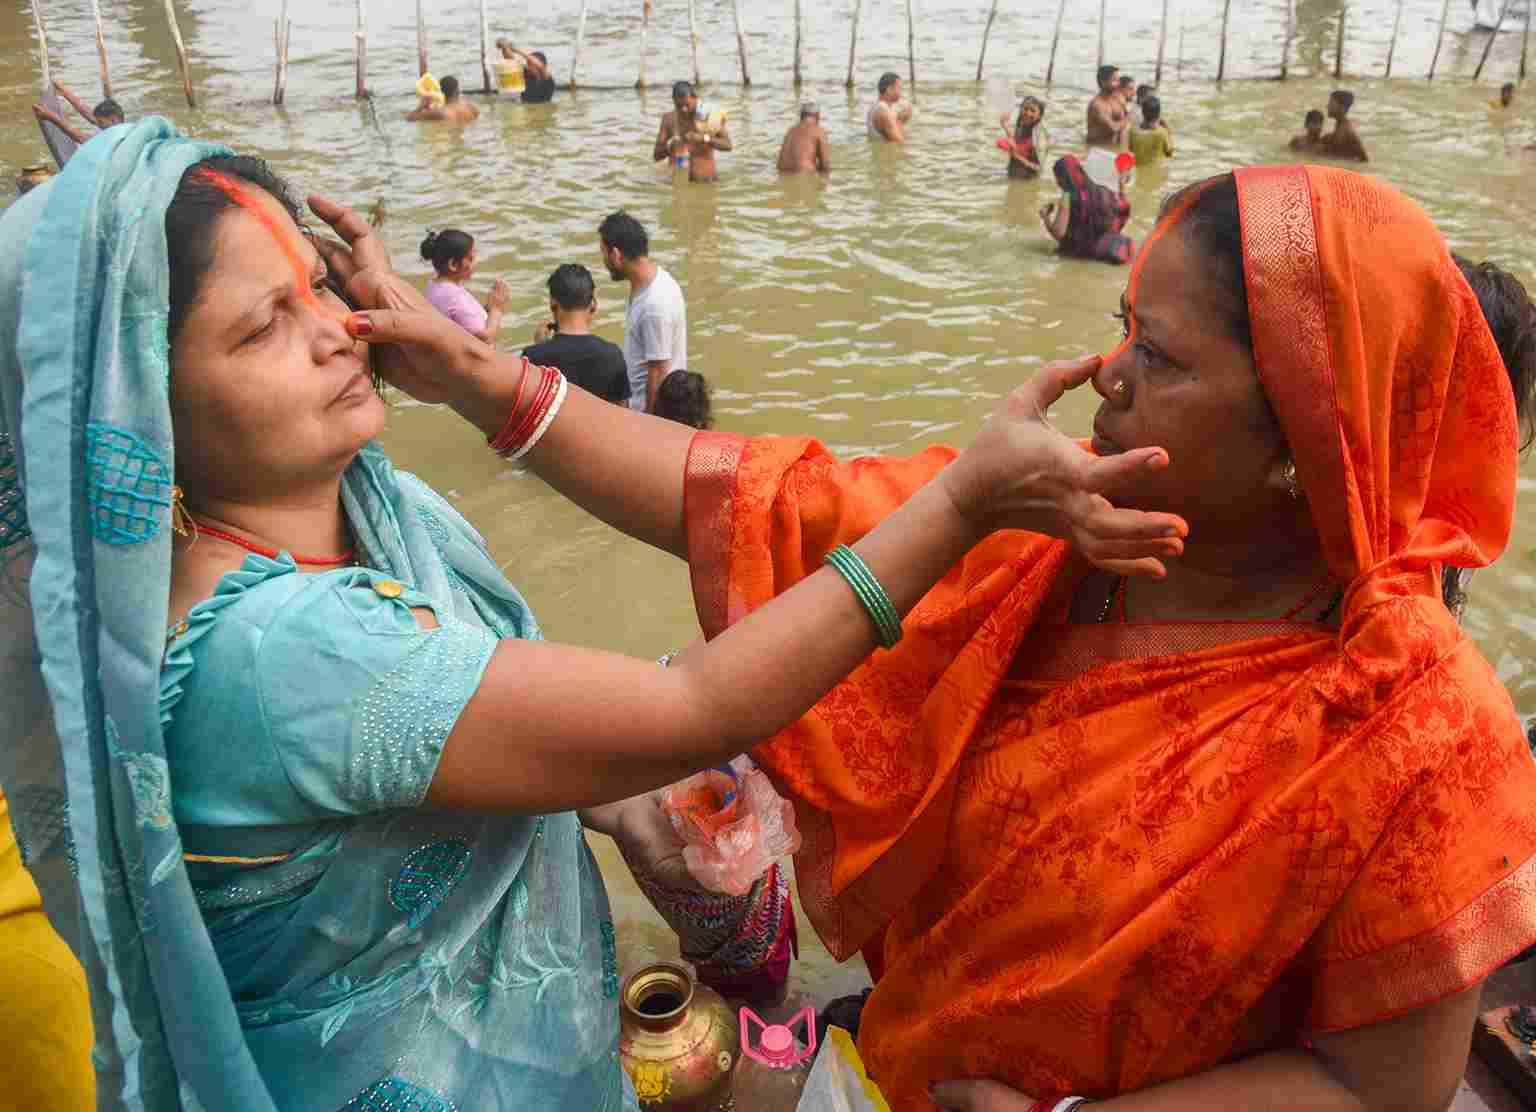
[683,166,1536,1109]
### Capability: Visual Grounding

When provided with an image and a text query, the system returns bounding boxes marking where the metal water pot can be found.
[619,962,740,1111]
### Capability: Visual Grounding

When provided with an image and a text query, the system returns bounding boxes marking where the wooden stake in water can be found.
[906,0,916,85]
[1475,0,1511,78]
[1045,0,1067,84]
[1216,0,1232,81]
[1154,0,1171,84]
[28,0,78,168]
[733,0,752,85]
[638,0,651,89]
[160,0,197,107]
[415,0,429,76]
[1429,0,1452,79]
[793,0,803,86]
[1334,4,1346,79]
[1280,0,1294,79]
[572,0,590,89]
[354,0,367,98]
[846,0,864,89]
[1385,0,1403,77]
[1523,0,1531,79]
[273,0,291,106]
[688,0,701,86]
[479,0,492,94]
[1097,0,1108,71]
[90,0,113,99]
[977,0,1000,82]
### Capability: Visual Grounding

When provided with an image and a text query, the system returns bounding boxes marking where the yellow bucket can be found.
[495,59,525,94]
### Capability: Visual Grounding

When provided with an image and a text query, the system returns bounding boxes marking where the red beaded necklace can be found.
[189,519,356,567]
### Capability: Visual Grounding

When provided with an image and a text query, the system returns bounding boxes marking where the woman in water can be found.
[420,227,509,344]
[1041,153,1134,264]
[999,95,1048,180]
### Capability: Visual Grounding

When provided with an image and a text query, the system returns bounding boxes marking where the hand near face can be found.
[487,278,511,312]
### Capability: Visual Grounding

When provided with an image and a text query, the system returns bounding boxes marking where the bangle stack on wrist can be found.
[1029,1099,1093,1112]
[487,362,568,460]
[823,544,903,649]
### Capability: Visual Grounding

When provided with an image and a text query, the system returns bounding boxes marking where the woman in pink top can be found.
[421,228,509,343]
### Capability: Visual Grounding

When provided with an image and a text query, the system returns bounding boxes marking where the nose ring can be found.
[1111,379,1128,396]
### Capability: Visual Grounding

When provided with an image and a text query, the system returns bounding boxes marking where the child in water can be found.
[652,371,714,430]
[999,96,1048,180]
[1289,109,1325,153]
[420,229,509,344]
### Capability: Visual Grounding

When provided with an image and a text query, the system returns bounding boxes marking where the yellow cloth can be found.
[1128,125,1174,164]
[0,791,95,1109]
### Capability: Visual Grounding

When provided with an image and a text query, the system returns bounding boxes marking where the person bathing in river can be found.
[420,228,508,343]
[32,79,125,151]
[600,210,688,413]
[778,102,832,174]
[652,370,714,430]
[495,41,557,104]
[1042,153,1134,264]
[1127,95,1174,165]
[524,264,630,408]
[407,75,478,123]
[1320,89,1368,162]
[0,118,1185,1109]
[1492,81,1517,110]
[1118,75,1140,125]
[1087,64,1129,149]
[653,81,732,183]
[868,72,915,143]
[999,95,1048,180]
[1289,108,1326,152]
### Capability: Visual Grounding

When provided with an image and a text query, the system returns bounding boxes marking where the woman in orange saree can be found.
[683,166,1536,1109]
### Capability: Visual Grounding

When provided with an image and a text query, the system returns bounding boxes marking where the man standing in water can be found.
[777,103,832,173]
[407,75,479,123]
[599,211,688,413]
[31,79,126,153]
[653,81,733,183]
[1086,64,1128,149]
[868,73,914,143]
[1320,89,1368,162]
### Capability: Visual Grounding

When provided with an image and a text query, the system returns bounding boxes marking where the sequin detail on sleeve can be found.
[342,619,497,811]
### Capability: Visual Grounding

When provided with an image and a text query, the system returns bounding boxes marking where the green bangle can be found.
[823,544,903,649]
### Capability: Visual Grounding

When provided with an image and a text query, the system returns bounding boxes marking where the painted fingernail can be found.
[347,314,373,337]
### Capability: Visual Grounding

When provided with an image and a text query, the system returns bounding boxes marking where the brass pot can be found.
[16,166,53,196]
[619,962,739,1111]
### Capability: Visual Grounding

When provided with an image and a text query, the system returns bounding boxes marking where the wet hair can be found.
[1118,75,1136,88]
[94,98,124,123]
[1137,84,1155,100]
[652,371,713,430]
[1097,64,1119,88]
[1304,109,1325,128]
[1330,89,1355,111]
[1443,257,1536,613]
[531,51,548,64]
[878,72,901,95]
[1501,82,1516,95]
[672,80,695,101]
[598,210,649,261]
[547,263,596,311]
[1018,95,1046,125]
[1160,175,1251,349]
[1141,95,1162,124]
[420,228,474,272]
[441,75,461,101]
[165,154,304,347]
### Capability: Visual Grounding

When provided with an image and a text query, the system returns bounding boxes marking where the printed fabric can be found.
[1053,154,1134,264]
[682,165,1536,1108]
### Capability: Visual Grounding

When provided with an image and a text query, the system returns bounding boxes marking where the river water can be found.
[5,0,1536,1026]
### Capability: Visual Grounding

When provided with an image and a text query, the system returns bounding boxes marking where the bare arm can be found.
[874,107,905,143]
[707,121,733,153]
[816,129,832,173]
[32,104,87,146]
[932,984,1483,1112]
[654,113,678,162]
[644,358,673,411]
[53,81,98,125]
[516,50,551,82]
[1041,202,1069,243]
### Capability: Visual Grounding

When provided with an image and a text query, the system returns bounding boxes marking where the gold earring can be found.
[1281,460,1301,501]
[170,485,197,540]
[1111,379,1128,396]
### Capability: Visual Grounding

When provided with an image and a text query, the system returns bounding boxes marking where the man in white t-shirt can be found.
[598,210,688,413]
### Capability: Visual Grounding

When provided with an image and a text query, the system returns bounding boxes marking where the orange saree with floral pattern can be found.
[683,165,1536,1110]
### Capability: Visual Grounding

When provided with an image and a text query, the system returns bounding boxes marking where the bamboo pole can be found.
[27,0,74,170]
[415,0,428,77]
[1474,0,1511,78]
[1045,0,1067,84]
[1216,0,1232,81]
[479,0,491,94]
[1177,13,1185,79]
[1334,4,1346,79]
[906,0,915,86]
[90,0,113,99]
[1429,0,1452,80]
[1154,0,1170,84]
[846,0,863,89]
[977,0,1000,81]
[793,0,803,86]
[162,0,197,107]
[1097,0,1107,71]
[355,0,367,98]
[733,0,751,85]
[272,0,291,106]
[1280,0,1294,79]
[638,0,651,88]
[1523,0,1531,79]
[1384,0,1403,77]
[572,0,590,88]
[688,0,701,86]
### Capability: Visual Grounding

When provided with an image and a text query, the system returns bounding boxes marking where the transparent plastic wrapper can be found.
[661,756,801,896]
[796,1026,891,1112]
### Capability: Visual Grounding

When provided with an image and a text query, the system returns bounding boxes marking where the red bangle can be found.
[490,363,556,457]
[487,358,534,454]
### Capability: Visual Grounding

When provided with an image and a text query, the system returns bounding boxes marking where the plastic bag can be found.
[796,1025,891,1112]
[661,756,801,896]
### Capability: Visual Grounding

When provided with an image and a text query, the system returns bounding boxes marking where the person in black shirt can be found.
[496,41,557,104]
[523,264,629,406]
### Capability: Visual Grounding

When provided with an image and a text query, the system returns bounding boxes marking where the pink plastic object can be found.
[661,757,802,895]
[1114,151,1136,174]
[740,1006,817,1068]
[995,137,1013,151]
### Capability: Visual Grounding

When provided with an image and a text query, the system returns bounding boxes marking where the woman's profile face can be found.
[1091,230,1292,541]
[1019,103,1041,127]
[169,190,385,504]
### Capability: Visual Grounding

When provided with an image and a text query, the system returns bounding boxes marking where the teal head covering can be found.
[1,119,630,1110]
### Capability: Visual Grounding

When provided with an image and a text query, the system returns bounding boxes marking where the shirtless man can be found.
[777,102,831,173]
[868,73,914,143]
[31,79,125,147]
[406,75,478,123]
[1320,89,1368,163]
[653,81,733,183]
[1086,64,1128,149]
